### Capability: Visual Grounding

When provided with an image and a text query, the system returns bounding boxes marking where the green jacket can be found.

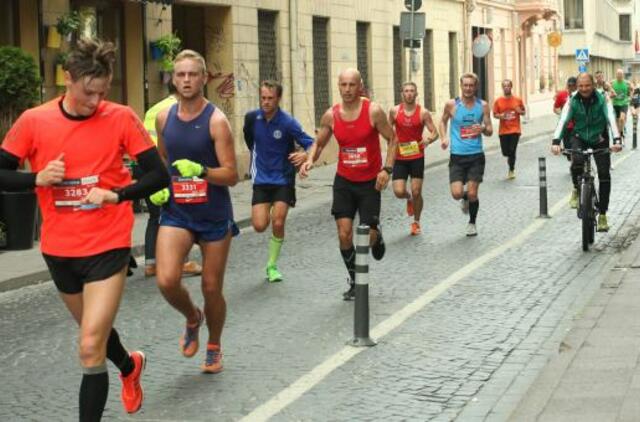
[553,91,619,146]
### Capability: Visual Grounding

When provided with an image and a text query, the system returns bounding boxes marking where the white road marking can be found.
[239,149,635,422]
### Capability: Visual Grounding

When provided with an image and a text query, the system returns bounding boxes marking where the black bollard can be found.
[633,114,637,150]
[348,225,376,347]
[538,157,550,218]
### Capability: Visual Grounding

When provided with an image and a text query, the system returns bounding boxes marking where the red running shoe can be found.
[119,351,146,414]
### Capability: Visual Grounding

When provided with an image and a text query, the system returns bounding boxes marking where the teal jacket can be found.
[553,91,620,146]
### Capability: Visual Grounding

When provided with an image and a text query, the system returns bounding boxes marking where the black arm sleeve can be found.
[0,150,36,192]
[116,148,170,202]
[243,111,256,151]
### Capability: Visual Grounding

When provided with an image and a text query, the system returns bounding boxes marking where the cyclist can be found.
[552,73,622,232]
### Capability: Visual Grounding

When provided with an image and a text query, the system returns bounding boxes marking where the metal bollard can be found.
[538,157,550,218]
[633,114,637,150]
[348,225,376,347]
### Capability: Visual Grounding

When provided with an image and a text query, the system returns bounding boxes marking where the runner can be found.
[552,72,622,232]
[595,70,611,95]
[492,79,525,179]
[554,76,579,206]
[141,81,202,278]
[610,68,632,138]
[299,68,397,300]
[152,50,238,373]
[439,72,493,237]
[388,81,438,235]
[243,80,313,282]
[631,82,640,138]
[0,39,169,420]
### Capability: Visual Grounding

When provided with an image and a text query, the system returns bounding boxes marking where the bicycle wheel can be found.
[581,183,592,251]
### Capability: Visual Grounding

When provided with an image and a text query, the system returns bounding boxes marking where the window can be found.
[0,0,19,46]
[258,10,279,82]
[620,14,631,41]
[449,32,458,98]
[564,0,584,30]
[312,17,330,127]
[393,26,403,104]
[356,22,370,94]
[423,29,434,110]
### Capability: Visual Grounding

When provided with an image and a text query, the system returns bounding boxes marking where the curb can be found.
[0,129,554,293]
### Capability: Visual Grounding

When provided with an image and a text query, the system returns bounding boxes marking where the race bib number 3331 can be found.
[172,177,208,204]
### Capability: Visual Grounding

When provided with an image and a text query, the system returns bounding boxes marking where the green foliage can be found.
[56,11,81,37]
[154,33,182,72]
[55,51,68,66]
[0,47,41,141]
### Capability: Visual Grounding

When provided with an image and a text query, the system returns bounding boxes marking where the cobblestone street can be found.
[2,133,640,421]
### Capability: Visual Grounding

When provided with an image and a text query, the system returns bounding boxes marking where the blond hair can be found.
[459,72,479,86]
[173,49,207,74]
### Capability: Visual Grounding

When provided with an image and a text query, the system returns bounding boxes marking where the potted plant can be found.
[0,47,41,250]
[56,11,81,42]
[55,52,68,87]
[152,33,182,78]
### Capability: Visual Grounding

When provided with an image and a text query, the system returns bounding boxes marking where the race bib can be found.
[617,93,625,100]
[52,175,100,211]
[398,141,421,157]
[503,110,517,121]
[172,176,208,204]
[461,125,480,140]
[340,147,368,168]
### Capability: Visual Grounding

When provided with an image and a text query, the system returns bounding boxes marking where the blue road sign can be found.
[578,64,587,73]
[575,48,590,63]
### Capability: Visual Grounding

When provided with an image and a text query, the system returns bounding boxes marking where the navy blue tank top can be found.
[163,102,233,223]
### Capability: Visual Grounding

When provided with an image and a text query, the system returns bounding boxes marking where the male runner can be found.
[243,80,313,282]
[439,72,493,237]
[610,68,632,138]
[595,70,611,95]
[492,79,525,179]
[388,81,438,235]
[299,68,397,300]
[142,81,201,277]
[0,39,169,420]
[552,72,622,231]
[152,50,238,374]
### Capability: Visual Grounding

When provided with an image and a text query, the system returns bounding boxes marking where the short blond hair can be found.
[460,72,479,86]
[173,49,207,74]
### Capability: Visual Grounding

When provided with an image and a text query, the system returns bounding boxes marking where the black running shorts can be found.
[449,153,486,184]
[331,174,381,226]
[392,157,425,181]
[43,248,131,294]
[613,105,628,118]
[251,184,296,207]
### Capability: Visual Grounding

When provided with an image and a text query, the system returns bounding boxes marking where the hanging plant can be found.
[153,32,182,72]
[56,11,81,38]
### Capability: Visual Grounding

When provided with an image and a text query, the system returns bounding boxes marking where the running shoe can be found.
[371,228,386,260]
[466,223,478,237]
[597,214,609,232]
[343,279,355,301]
[507,170,516,180]
[201,344,223,374]
[144,264,156,277]
[182,261,202,276]
[119,351,146,414]
[569,189,579,209]
[180,308,203,358]
[406,197,414,217]
[461,197,469,214]
[266,264,283,283]
[410,221,422,236]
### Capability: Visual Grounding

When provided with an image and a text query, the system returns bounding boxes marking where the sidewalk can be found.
[0,113,558,292]
[510,234,640,421]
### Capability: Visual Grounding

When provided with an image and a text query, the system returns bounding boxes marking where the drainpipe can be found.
[141,2,149,111]
[463,0,476,73]
[288,0,296,116]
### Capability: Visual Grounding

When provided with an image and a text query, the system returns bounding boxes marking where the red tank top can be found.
[394,104,425,160]
[333,99,382,182]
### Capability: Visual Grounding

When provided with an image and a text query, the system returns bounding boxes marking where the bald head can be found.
[337,68,363,104]
[576,72,594,98]
[338,68,362,84]
[616,68,624,80]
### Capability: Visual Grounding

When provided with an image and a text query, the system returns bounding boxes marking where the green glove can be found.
[149,188,170,206]
[172,159,204,178]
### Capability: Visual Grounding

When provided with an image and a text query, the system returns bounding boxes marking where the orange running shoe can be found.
[410,222,422,236]
[406,197,414,217]
[119,351,146,414]
[180,308,203,358]
[182,260,202,276]
[201,344,223,374]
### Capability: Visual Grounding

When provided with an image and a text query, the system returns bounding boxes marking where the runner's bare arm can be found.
[299,109,333,177]
[481,102,493,137]
[207,108,238,187]
[388,106,397,130]
[371,102,397,167]
[155,108,170,162]
[439,100,454,150]
[423,109,439,143]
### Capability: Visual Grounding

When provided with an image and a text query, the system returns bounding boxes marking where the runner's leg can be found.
[410,177,424,222]
[251,203,271,233]
[467,181,480,224]
[268,201,289,267]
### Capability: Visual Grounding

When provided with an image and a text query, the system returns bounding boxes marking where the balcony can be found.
[514,0,561,29]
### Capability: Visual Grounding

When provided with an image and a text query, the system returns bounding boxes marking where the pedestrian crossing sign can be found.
[575,48,590,63]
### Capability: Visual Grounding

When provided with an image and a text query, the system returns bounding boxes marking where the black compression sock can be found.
[107,329,134,377]
[469,200,479,224]
[340,247,356,283]
[79,365,109,422]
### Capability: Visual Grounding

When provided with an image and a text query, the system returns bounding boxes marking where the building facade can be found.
[4,0,561,176]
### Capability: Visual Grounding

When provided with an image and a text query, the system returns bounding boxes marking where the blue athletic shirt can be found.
[450,97,485,155]
[162,102,233,223]
[244,108,313,186]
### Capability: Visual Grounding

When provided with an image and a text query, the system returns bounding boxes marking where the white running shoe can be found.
[466,223,477,237]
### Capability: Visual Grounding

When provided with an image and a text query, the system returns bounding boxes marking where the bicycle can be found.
[564,147,610,251]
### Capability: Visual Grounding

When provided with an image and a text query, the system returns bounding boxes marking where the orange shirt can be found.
[493,96,524,135]
[1,98,154,257]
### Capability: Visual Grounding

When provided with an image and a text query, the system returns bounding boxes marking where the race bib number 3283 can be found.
[52,175,99,211]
